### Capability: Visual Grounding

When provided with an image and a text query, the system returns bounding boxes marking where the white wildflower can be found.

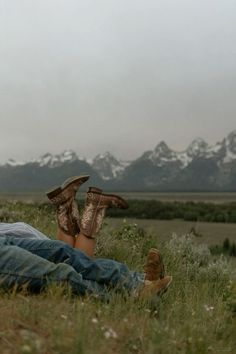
[21,344,32,353]
[204,304,214,312]
[102,326,118,339]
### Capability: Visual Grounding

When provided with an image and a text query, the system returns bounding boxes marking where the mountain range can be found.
[1,131,236,193]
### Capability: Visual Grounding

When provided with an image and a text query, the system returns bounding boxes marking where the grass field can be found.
[0,202,236,353]
[106,217,236,244]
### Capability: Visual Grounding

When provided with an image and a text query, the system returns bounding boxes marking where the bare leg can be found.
[56,228,75,248]
[56,228,95,257]
[74,233,95,258]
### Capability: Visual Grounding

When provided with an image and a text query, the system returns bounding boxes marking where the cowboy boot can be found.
[138,275,172,300]
[46,175,89,236]
[144,248,165,281]
[80,187,129,238]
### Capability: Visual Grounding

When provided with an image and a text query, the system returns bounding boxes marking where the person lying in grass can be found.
[0,176,172,300]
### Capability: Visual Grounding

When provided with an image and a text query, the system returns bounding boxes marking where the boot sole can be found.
[61,175,90,189]
[105,193,129,209]
[46,175,90,200]
[88,186,103,194]
[46,186,62,200]
[88,190,129,209]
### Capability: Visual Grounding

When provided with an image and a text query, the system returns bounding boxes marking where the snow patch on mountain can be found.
[5,159,26,167]
[186,138,208,157]
[176,152,192,168]
[148,142,179,166]
[203,131,236,165]
[33,149,79,167]
[148,140,207,168]
[222,131,236,163]
[147,134,236,169]
[206,142,222,156]
[226,130,236,152]
[112,160,130,177]
[92,152,130,180]
[176,138,208,167]
[223,150,236,164]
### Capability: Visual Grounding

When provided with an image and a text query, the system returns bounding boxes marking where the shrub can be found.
[183,211,198,221]
[94,221,156,269]
[165,233,230,284]
[0,208,19,222]
[210,238,236,258]
[214,213,226,223]
[106,200,236,224]
[223,238,230,251]
[228,211,236,223]
[230,243,236,257]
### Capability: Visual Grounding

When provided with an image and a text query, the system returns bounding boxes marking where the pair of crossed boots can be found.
[47,175,172,298]
[46,175,128,238]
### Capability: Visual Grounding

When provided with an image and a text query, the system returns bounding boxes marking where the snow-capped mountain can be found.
[121,130,236,191]
[186,138,208,158]
[145,132,236,169]
[5,159,26,167]
[4,149,80,168]
[148,141,178,166]
[92,152,130,180]
[144,138,211,169]
[0,131,236,192]
[32,150,79,168]
[221,131,236,164]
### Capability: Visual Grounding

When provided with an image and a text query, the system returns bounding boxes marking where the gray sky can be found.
[0,0,236,163]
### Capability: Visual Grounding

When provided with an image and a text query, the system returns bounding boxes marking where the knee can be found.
[15,222,30,228]
[13,222,35,237]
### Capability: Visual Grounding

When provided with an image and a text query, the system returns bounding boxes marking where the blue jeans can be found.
[0,222,49,240]
[0,237,144,299]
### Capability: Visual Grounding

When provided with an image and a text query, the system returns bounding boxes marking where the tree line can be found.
[106,200,236,223]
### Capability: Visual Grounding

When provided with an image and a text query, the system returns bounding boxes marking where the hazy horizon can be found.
[1,129,236,164]
[1,0,236,163]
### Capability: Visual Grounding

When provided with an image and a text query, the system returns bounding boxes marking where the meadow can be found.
[0,201,236,353]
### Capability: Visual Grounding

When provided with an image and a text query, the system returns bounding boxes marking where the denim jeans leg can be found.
[0,222,49,240]
[0,238,108,298]
[8,238,145,292]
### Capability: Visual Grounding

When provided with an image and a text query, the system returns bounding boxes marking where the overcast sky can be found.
[0,0,236,163]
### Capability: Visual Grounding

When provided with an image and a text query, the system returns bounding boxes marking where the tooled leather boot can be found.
[80,187,129,238]
[144,248,165,281]
[46,175,89,236]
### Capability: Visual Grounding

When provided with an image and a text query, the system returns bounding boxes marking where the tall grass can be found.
[0,203,235,353]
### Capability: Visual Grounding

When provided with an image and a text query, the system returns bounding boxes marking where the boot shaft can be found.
[46,175,90,236]
[80,189,128,238]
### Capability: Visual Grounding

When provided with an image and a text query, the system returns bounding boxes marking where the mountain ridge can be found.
[1,131,236,192]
